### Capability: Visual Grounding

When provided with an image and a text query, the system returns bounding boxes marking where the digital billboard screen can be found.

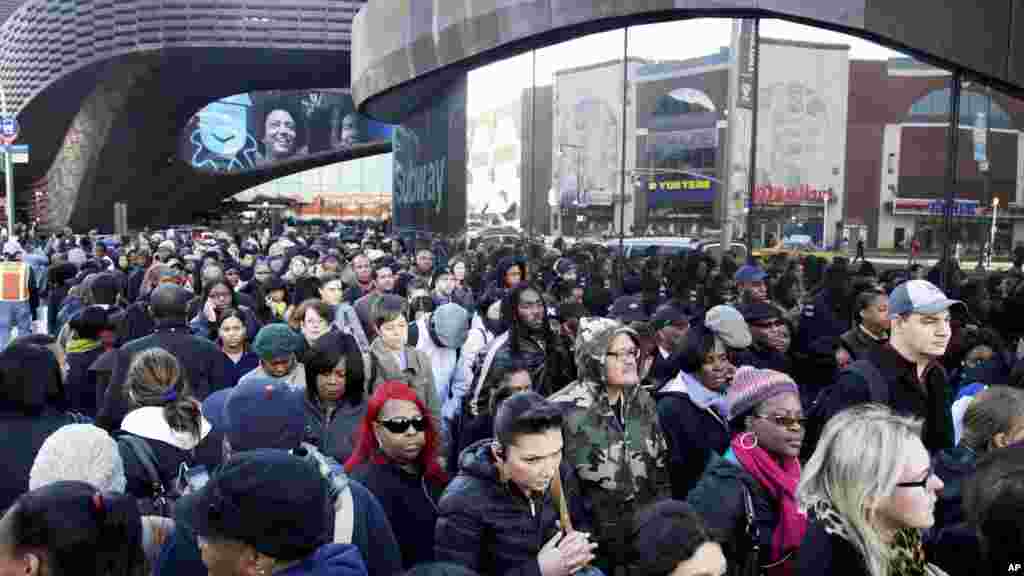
[182,89,393,173]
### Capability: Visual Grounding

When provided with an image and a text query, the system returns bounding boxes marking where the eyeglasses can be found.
[607,348,640,363]
[377,417,426,434]
[896,467,933,490]
[755,414,807,430]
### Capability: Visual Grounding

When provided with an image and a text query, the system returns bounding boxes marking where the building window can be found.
[907,88,1013,129]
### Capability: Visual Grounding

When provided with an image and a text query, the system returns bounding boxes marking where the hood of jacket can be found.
[429,303,469,349]
[274,543,366,576]
[457,438,501,484]
[493,256,525,289]
[121,407,212,451]
[702,450,753,486]
[573,317,637,385]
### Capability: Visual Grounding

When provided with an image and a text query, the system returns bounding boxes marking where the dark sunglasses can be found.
[755,414,807,429]
[377,417,426,434]
[896,467,933,490]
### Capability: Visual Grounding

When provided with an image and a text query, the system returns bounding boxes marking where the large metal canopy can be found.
[351,0,1024,122]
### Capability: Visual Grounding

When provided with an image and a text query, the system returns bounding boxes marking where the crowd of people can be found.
[1,223,1024,576]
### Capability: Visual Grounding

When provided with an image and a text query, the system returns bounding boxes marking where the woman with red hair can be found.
[345,380,448,569]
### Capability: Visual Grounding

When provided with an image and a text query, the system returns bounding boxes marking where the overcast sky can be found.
[468,17,906,116]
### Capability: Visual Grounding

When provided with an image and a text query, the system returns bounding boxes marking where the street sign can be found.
[974,111,987,163]
[0,116,18,145]
[0,144,28,164]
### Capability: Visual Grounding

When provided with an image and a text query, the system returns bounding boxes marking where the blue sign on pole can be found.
[0,116,18,143]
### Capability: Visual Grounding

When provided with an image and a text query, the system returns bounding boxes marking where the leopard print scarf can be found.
[811,500,930,576]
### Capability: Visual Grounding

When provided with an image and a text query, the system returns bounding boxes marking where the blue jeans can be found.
[0,300,32,346]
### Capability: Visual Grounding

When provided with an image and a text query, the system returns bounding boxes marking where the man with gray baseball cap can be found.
[809,280,962,453]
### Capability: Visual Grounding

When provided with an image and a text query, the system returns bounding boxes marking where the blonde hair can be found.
[796,404,923,576]
[961,386,1024,453]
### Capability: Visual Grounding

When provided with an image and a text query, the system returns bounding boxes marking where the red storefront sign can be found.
[753,184,833,205]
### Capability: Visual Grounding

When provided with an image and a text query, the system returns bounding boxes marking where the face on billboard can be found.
[182,89,393,173]
[198,100,248,157]
[263,109,299,160]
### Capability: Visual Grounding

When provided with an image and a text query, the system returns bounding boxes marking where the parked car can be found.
[604,237,747,261]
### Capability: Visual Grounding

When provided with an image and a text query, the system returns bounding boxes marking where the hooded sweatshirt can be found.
[274,543,368,576]
[414,304,469,426]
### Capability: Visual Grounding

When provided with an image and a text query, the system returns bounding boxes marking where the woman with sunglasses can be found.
[797,404,947,576]
[345,380,447,570]
[687,366,806,576]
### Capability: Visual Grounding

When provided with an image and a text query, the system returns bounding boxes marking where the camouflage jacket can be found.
[549,377,670,555]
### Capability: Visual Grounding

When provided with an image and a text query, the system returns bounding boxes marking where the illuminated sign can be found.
[182,89,393,173]
[892,198,979,216]
[753,184,833,206]
[647,176,716,206]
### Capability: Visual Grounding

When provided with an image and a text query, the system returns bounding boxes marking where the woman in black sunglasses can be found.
[345,380,448,570]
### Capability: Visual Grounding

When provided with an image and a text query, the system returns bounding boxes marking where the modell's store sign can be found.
[891,198,980,216]
[753,184,833,206]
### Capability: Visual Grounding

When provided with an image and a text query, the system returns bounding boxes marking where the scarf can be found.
[889,527,928,576]
[66,338,102,354]
[813,500,937,576]
[731,434,806,571]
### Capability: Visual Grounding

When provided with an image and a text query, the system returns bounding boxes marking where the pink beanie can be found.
[726,366,799,422]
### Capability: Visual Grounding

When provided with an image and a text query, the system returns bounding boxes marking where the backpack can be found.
[802,359,888,461]
[117,435,206,517]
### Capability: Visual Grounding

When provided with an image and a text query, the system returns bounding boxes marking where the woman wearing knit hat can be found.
[687,366,806,576]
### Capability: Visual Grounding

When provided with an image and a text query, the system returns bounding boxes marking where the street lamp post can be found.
[559,143,583,236]
[0,83,14,238]
[989,197,999,268]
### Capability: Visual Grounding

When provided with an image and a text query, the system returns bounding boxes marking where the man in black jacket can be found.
[816,280,958,453]
[97,284,228,431]
[647,305,689,388]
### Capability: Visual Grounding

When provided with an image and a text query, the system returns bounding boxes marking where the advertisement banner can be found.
[892,198,980,216]
[753,184,832,205]
[182,90,393,173]
[736,19,757,110]
[647,175,717,206]
[392,75,467,234]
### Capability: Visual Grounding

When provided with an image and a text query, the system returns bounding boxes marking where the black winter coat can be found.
[116,409,222,505]
[97,322,229,431]
[796,515,870,576]
[655,378,731,499]
[0,409,85,511]
[435,440,559,576]
[686,452,779,574]
[820,345,954,453]
[351,462,443,570]
[931,445,976,532]
[64,345,105,417]
[0,342,84,511]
